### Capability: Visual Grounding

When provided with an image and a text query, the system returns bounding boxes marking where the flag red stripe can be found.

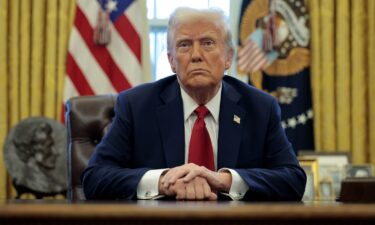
[66,53,95,95]
[238,36,271,72]
[248,50,265,63]
[253,59,269,71]
[248,55,268,71]
[61,103,66,124]
[74,7,132,92]
[248,51,268,69]
[240,48,267,72]
[114,14,141,63]
[238,40,255,58]
[238,41,260,64]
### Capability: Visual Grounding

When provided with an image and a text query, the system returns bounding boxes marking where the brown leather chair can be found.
[65,95,117,200]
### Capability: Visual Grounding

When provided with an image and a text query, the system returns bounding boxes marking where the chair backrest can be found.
[65,95,117,200]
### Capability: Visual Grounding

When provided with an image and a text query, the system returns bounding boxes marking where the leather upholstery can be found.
[65,95,117,200]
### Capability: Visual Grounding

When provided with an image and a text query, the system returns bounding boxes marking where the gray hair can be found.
[167,7,234,55]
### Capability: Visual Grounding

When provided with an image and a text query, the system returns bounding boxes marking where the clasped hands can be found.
[158,163,232,200]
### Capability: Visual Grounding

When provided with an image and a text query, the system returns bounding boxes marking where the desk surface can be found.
[1,201,375,225]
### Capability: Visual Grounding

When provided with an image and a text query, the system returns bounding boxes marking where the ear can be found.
[167,52,176,73]
[224,50,234,70]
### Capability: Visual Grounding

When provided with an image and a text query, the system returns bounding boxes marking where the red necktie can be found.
[188,106,215,171]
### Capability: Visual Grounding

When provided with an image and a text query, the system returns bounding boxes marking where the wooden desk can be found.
[1,201,375,225]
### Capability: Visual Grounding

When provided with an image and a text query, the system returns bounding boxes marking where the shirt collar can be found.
[180,84,222,123]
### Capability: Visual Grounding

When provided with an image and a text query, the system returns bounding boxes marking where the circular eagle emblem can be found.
[238,0,310,86]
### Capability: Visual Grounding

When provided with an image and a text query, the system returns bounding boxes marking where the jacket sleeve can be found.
[81,94,150,200]
[235,98,306,201]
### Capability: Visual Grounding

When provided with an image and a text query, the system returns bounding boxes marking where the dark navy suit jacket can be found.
[82,75,306,201]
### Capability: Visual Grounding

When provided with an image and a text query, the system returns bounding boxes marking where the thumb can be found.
[208,192,218,201]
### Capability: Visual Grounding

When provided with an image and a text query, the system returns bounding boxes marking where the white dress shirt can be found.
[137,83,249,200]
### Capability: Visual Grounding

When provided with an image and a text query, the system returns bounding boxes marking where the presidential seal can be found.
[238,0,310,86]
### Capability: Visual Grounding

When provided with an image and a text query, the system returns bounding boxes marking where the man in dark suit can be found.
[82,7,306,201]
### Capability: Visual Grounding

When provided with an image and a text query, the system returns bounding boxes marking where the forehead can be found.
[173,20,224,40]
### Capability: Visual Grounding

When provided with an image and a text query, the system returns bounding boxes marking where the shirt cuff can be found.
[218,168,249,200]
[136,169,168,200]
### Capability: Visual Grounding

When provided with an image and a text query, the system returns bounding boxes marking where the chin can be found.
[186,81,217,92]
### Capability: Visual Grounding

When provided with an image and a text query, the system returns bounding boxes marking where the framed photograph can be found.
[299,159,320,201]
[298,151,350,200]
[319,177,335,200]
[345,164,373,178]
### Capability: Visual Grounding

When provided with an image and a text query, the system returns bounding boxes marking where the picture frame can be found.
[319,177,335,200]
[298,151,351,165]
[299,159,320,201]
[345,164,373,178]
[298,151,351,200]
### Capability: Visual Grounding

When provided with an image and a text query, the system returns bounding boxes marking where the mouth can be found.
[188,69,209,75]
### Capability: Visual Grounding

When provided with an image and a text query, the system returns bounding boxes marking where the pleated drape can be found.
[0,0,9,201]
[309,0,375,166]
[309,0,321,151]
[20,0,31,120]
[0,0,75,200]
[351,0,367,163]
[320,0,336,151]
[369,0,375,165]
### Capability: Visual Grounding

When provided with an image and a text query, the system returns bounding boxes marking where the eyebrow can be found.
[175,33,217,43]
[176,38,191,43]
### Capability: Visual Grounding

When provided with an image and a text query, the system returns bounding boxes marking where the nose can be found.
[191,42,203,63]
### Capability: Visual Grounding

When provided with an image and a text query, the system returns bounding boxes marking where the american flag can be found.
[237,28,278,73]
[63,0,145,105]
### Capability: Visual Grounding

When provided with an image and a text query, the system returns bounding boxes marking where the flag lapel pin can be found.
[233,115,241,124]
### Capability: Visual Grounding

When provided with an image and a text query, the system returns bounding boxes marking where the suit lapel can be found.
[156,80,185,168]
[217,81,246,169]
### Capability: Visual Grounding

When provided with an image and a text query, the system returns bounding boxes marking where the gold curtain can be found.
[0,0,75,200]
[309,0,375,165]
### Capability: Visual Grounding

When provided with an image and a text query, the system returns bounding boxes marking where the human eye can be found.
[202,39,214,48]
[177,40,191,49]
